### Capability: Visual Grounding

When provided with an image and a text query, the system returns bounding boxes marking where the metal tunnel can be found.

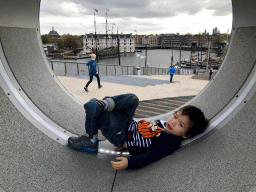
[0,0,256,191]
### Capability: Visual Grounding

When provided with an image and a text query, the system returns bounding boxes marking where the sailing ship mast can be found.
[206,34,211,70]
[94,10,96,40]
[94,9,98,59]
[106,8,109,50]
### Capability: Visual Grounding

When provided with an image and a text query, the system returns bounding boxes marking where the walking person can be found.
[167,66,176,83]
[209,68,213,80]
[84,54,103,92]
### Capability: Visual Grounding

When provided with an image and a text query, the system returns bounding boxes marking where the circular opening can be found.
[39,0,232,105]
[39,0,232,155]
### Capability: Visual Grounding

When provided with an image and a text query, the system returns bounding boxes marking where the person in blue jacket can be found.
[68,93,208,170]
[167,66,176,83]
[84,54,103,92]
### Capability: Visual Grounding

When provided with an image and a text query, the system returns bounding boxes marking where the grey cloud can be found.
[206,1,232,16]
[41,0,232,19]
[40,1,80,17]
[40,0,232,35]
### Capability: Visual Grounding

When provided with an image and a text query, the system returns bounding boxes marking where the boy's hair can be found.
[91,54,96,58]
[179,105,209,138]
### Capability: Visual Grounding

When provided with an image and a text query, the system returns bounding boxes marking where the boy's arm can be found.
[126,137,181,170]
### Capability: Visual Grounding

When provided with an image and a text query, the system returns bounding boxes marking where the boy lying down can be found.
[68,94,208,170]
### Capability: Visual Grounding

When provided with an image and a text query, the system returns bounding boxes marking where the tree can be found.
[64,35,78,49]
[56,39,64,49]
[194,34,203,37]
[41,35,50,44]
[222,44,229,59]
[73,35,82,42]
[215,34,231,44]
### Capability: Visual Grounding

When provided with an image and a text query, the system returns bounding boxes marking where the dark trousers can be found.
[84,94,139,147]
[85,74,101,88]
[170,74,174,83]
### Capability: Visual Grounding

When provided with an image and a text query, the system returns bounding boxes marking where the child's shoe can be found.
[68,135,99,154]
[84,87,89,92]
[98,85,103,89]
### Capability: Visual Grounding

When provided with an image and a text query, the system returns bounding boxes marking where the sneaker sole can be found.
[68,140,98,154]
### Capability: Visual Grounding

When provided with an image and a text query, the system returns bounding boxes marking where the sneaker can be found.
[98,85,103,89]
[68,135,99,154]
[84,87,88,92]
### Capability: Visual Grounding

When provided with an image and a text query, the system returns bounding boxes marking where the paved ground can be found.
[57,74,209,104]
[73,75,194,118]
[72,75,180,87]
[58,74,207,120]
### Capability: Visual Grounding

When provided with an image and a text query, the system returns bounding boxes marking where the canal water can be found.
[70,49,212,68]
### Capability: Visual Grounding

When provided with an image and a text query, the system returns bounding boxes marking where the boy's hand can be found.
[111,157,128,170]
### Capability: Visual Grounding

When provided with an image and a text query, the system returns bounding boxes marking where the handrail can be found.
[49,60,170,76]
[48,60,197,76]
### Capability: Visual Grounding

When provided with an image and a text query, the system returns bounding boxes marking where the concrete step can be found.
[134,95,195,118]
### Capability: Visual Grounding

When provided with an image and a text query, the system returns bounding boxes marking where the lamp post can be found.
[201,36,202,62]
[179,36,181,66]
[145,36,148,67]
[198,33,200,62]
[171,39,173,67]
[105,8,109,50]
[227,28,229,42]
[206,34,211,70]
[190,43,192,68]
[117,27,120,66]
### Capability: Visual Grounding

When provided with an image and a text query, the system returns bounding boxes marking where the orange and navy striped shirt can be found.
[125,119,183,169]
[125,119,166,149]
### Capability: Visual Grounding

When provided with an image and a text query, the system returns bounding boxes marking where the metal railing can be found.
[48,61,195,76]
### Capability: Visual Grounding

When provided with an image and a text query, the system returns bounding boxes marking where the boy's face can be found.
[166,111,192,138]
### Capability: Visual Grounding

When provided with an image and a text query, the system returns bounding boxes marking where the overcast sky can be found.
[40,0,232,36]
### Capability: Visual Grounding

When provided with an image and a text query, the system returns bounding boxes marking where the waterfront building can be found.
[142,35,159,46]
[48,27,60,38]
[83,33,135,53]
[184,34,213,47]
[135,35,144,45]
[160,34,185,47]
[133,33,217,48]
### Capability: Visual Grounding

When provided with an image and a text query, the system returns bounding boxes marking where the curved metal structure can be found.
[0,0,256,191]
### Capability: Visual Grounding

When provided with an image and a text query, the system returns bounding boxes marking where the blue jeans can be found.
[84,94,139,147]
